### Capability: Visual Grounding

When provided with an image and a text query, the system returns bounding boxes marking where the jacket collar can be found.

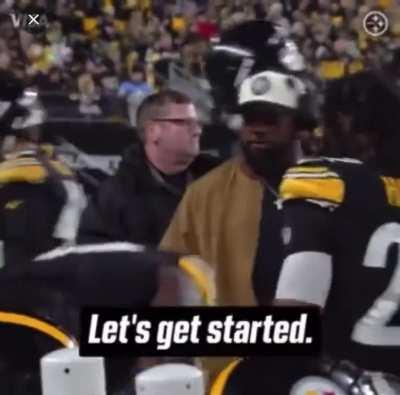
[116,143,188,195]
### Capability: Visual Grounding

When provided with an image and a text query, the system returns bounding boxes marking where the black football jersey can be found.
[0,149,85,266]
[254,157,400,374]
[0,243,181,395]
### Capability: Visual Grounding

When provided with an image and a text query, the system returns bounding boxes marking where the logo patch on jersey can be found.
[290,376,346,395]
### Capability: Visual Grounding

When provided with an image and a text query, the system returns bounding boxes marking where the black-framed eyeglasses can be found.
[152,118,203,129]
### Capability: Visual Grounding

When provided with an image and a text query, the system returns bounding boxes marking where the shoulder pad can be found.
[279,162,345,207]
[0,158,47,184]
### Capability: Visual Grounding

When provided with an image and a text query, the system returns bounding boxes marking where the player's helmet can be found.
[0,70,45,138]
[323,71,400,175]
[205,20,316,128]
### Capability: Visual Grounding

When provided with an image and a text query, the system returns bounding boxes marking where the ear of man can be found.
[145,120,162,145]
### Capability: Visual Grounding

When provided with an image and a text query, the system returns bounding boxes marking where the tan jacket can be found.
[160,157,264,306]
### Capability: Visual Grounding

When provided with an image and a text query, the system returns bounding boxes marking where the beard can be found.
[241,142,296,186]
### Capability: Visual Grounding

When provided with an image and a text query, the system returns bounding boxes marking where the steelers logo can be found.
[363,11,389,37]
[250,76,271,96]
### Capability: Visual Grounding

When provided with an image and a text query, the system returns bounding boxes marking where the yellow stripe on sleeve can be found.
[382,177,400,208]
[209,359,241,395]
[280,178,345,204]
[0,311,76,348]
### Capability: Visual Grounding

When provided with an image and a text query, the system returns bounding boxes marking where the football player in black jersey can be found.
[254,71,400,375]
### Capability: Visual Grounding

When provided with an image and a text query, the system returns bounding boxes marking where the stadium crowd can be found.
[0,0,400,100]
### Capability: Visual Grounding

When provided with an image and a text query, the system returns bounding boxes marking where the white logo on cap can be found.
[250,76,271,95]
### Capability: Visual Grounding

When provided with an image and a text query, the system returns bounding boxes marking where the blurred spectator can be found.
[32,66,65,91]
[384,47,400,86]
[78,90,219,246]
[291,20,306,39]
[170,11,188,35]
[125,50,140,75]
[127,8,145,44]
[0,0,14,12]
[180,33,208,78]
[118,64,153,126]
[100,69,119,95]
[26,43,54,77]
[118,64,153,107]
[78,71,102,115]
[390,4,400,36]
[194,11,218,40]
[330,1,346,28]
[0,0,397,125]
[0,52,11,71]
[77,0,102,14]
[182,0,199,20]
[267,2,291,35]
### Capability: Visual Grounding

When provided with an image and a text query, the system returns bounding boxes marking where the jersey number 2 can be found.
[352,223,400,346]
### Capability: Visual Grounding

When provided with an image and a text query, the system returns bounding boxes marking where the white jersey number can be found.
[352,223,400,346]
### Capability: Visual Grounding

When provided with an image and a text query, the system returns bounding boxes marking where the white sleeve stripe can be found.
[34,242,146,261]
[284,172,339,179]
[275,251,333,308]
[52,180,87,242]
[298,157,362,165]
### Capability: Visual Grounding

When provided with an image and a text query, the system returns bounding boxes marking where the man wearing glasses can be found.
[78,89,219,246]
